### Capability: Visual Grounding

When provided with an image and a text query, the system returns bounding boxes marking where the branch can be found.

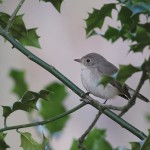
[5,0,26,31]
[119,71,147,116]
[78,110,102,150]
[81,97,124,111]
[0,102,86,132]
[0,31,147,140]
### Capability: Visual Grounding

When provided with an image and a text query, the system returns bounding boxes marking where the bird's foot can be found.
[103,99,108,104]
[81,92,90,98]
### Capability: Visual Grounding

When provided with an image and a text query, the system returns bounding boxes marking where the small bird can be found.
[75,53,149,102]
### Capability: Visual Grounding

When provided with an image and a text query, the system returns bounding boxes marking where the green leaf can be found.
[0,12,41,48]
[103,26,120,42]
[2,106,12,118]
[85,4,116,37]
[70,139,78,150]
[126,2,150,15]
[71,128,113,150]
[85,128,112,150]
[117,64,141,84]
[70,129,112,150]
[2,90,52,121]
[40,0,63,12]
[118,6,139,31]
[141,129,150,150]
[130,142,140,150]
[0,0,3,4]
[20,132,45,150]
[100,75,115,87]
[9,69,28,98]
[0,133,10,150]
[39,82,68,135]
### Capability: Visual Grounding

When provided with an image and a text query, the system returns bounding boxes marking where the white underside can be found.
[81,65,119,99]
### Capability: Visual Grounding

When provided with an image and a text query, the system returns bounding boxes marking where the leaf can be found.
[141,129,150,150]
[70,139,78,150]
[39,82,68,135]
[85,4,116,37]
[0,12,41,48]
[103,26,120,42]
[118,6,139,31]
[84,128,112,150]
[116,64,141,84]
[130,142,140,150]
[9,69,28,98]
[70,129,112,150]
[126,2,150,15]
[2,90,52,121]
[40,0,63,12]
[0,132,10,150]
[100,75,115,87]
[0,0,3,4]
[2,106,12,118]
[20,132,44,150]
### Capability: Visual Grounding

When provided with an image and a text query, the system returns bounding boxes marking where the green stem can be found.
[5,0,26,31]
[0,103,86,132]
[0,31,147,140]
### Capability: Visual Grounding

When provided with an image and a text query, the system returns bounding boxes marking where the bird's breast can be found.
[81,68,119,99]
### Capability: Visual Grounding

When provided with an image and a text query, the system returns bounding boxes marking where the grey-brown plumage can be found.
[75,53,149,102]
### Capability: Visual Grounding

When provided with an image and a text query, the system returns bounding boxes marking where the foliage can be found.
[0,133,10,150]
[39,82,69,135]
[40,0,63,12]
[0,12,41,48]
[0,0,150,150]
[19,131,48,150]
[70,129,112,150]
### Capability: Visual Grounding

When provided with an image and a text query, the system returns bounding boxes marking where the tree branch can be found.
[0,30,147,140]
[119,71,147,116]
[0,102,86,132]
[5,0,26,31]
[78,110,102,150]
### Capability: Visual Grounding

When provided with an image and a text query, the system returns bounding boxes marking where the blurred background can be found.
[0,0,149,149]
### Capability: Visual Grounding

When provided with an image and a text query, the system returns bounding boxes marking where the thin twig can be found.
[119,71,147,116]
[5,0,25,31]
[78,110,102,150]
[81,98,124,111]
[0,103,86,132]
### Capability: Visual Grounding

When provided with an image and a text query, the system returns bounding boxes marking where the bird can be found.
[74,53,149,102]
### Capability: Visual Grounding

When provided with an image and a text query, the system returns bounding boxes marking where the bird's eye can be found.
[86,59,91,62]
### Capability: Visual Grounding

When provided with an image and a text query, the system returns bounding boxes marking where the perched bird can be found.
[75,53,149,102]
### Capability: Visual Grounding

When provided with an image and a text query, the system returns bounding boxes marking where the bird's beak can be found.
[74,59,82,63]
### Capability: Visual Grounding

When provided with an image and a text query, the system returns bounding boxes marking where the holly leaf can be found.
[0,133,10,150]
[117,64,141,84]
[70,128,112,150]
[20,132,46,150]
[141,129,150,150]
[9,69,28,98]
[126,2,150,15]
[39,82,68,135]
[2,90,52,123]
[100,75,115,87]
[85,4,116,37]
[40,0,63,12]
[130,142,140,150]
[85,128,112,150]
[103,26,120,42]
[0,12,41,48]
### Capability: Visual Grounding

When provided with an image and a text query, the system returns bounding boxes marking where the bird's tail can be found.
[128,87,149,102]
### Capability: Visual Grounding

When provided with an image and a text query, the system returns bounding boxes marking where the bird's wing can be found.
[110,81,131,100]
[97,59,131,99]
[97,59,118,75]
